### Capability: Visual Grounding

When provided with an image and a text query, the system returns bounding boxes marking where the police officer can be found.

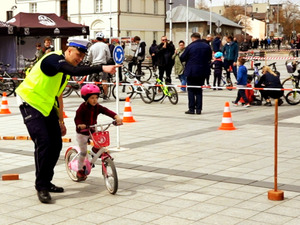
[16,39,120,203]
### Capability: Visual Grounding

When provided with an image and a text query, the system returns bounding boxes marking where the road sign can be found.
[216,27,222,33]
[216,20,222,27]
[113,45,124,64]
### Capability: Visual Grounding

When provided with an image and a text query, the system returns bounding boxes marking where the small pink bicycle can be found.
[65,121,119,194]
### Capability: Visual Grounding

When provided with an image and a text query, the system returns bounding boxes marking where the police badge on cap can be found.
[67,39,90,53]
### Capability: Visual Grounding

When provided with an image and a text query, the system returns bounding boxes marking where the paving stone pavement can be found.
[1,67,300,224]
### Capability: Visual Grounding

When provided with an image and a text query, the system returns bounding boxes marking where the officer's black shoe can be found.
[37,190,51,203]
[196,110,202,115]
[49,184,64,193]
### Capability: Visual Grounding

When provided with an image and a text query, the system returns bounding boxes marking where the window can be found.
[95,0,103,13]
[126,31,131,37]
[153,31,157,41]
[154,0,158,14]
[256,7,258,12]
[127,0,132,12]
[30,3,37,13]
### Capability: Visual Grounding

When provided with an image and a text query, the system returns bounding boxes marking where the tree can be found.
[195,0,208,10]
[280,1,300,39]
[223,5,244,23]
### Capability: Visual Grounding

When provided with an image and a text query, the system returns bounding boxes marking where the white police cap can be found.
[95,32,105,39]
[67,39,90,53]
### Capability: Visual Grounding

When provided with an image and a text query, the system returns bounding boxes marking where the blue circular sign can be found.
[113,45,124,64]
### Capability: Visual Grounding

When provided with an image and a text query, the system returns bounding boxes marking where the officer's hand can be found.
[60,123,67,136]
[102,65,122,74]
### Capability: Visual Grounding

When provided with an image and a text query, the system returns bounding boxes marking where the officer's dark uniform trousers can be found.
[20,103,62,191]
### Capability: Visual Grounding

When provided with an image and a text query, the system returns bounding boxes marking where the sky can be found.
[199,0,300,6]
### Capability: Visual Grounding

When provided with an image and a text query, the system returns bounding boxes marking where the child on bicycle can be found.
[74,84,123,181]
[211,51,223,90]
[232,57,250,107]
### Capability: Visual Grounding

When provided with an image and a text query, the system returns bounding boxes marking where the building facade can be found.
[1,0,166,50]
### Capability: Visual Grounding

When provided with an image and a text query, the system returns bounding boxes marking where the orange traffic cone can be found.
[0,92,11,114]
[63,111,68,118]
[122,97,136,123]
[218,102,236,130]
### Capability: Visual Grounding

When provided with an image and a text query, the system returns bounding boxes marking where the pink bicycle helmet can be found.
[81,84,100,101]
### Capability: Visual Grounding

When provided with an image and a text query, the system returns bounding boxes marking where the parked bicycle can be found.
[112,66,155,103]
[0,62,15,96]
[124,57,152,81]
[65,121,119,195]
[62,75,88,98]
[152,73,178,104]
[282,60,300,105]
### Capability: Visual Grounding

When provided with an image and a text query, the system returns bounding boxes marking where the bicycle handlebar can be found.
[81,121,120,132]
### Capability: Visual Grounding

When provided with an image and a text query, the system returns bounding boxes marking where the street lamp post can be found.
[209,0,212,35]
[169,0,173,41]
[186,0,189,44]
[244,0,247,38]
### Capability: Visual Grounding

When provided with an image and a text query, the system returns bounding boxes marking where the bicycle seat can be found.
[254,63,261,67]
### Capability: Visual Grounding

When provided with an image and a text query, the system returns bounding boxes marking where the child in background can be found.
[74,84,123,181]
[232,57,250,107]
[239,75,255,105]
[211,51,224,90]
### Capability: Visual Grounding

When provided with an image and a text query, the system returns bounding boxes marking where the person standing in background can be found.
[180,33,212,115]
[172,40,186,92]
[149,40,158,72]
[156,36,175,84]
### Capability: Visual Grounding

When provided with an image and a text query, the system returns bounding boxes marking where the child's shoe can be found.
[232,101,238,106]
[77,166,87,181]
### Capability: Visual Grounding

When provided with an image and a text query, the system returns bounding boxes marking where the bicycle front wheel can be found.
[102,158,118,195]
[281,77,292,88]
[0,74,15,96]
[112,82,134,101]
[167,87,178,105]
[285,90,300,105]
[140,81,155,104]
[65,148,80,182]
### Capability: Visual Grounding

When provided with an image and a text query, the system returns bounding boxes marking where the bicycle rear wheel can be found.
[281,77,293,88]
[138,66,152,82]
[112,81,134,101]
[65,148,80,182]
[102,158,118,195]
[285,90,300,105]
[153,85,165,102]
[0,74,15,96]
[167,87,178,105]
[140,81,155,104]
[63,83,74,98]
[289,51,296,57]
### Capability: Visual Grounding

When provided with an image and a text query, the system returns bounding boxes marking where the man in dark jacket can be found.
[180,33,212,115]
[222,36,239,82]
[212,34,221,53]
[156,36,175,84]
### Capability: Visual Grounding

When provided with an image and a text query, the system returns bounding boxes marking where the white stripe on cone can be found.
[221,117,233,123]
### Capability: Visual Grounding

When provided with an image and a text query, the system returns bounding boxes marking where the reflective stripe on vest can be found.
[16,51,70,116]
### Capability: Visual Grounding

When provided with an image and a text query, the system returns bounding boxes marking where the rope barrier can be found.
[1,76,298,92]
[239,48,300,54]
[243,56,300,61]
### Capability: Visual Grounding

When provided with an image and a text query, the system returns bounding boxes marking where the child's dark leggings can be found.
[213,72,222,87]
[235,89,248,104]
